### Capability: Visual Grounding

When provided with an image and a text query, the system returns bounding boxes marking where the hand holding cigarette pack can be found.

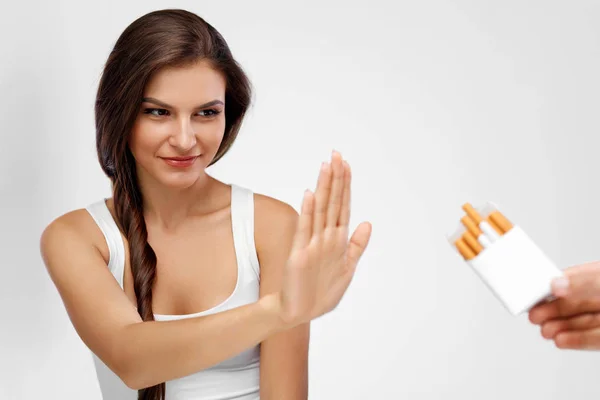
[447,202,564,316]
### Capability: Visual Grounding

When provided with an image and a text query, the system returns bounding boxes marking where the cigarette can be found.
[462,203,483,224]
[455,237,476,260]
[461,216,491,248]
[463,231,483,254]
[485,216,503,235]
[488,210,513,234]
[462,203,500,242]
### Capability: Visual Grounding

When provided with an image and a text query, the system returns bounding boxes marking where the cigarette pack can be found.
[447,201,564,316]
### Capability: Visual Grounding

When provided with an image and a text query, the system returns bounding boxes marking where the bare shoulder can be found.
[252,192,299,292]
[253,192,299,246]
[41,208,93,248]
[40,207,107,272]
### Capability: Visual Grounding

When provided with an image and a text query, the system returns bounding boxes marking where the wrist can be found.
[258,292,295,332]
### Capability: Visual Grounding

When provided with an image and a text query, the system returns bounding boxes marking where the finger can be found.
[551,262,600,299]
[312,162,332,236]
[338,222,372,302]
[565,260,600,275]
[529,301,566,325]
[541,313,600,339]
[345,221,372,270]
[554,327,600,350]
[338,160,351,227]
[529,296,600,325]
[290,190,314,253]
[326,151,344,228]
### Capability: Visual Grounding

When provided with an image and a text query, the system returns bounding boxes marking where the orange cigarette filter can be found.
[461,215,482,238]
[462,203,483,224]
[463,231,483,254]
[488,210,513,234]
[455,237,476,260]
[485,216,503,235]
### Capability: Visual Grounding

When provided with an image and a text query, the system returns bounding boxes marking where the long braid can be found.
[112,151,165,399]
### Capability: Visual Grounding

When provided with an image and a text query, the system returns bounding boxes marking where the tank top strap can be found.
[230,184,261,281]
[85,199,126,289]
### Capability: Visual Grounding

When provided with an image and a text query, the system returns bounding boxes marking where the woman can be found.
[40,8,372,400]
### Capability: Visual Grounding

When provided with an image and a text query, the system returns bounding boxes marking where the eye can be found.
[197,109,221,117]
[143,108,169,117]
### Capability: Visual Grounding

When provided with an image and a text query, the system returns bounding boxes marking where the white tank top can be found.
[85,184,261,400]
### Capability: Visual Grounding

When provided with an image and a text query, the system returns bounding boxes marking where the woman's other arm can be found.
[255,195,310,400]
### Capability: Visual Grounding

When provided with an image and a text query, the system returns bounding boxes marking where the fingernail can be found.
[551,276,570,296]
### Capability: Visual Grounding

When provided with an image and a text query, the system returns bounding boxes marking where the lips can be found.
[162,156,198,161]
[161,155,199,168]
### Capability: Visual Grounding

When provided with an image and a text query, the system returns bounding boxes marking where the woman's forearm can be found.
[118,293,286,389]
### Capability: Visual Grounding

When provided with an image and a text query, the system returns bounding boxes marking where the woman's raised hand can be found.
[277,150,372,327]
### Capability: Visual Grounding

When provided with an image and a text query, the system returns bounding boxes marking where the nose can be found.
[168,118,197,152]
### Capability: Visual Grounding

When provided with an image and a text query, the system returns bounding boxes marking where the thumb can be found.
[551,261,600,299]
[345,222,372,269]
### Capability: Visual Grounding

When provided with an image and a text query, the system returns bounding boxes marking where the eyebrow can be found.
[141,97,224,109]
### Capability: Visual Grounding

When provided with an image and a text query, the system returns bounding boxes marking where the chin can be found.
[159,171,205,189]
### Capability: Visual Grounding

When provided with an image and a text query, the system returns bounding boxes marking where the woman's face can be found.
[129,59,226,189]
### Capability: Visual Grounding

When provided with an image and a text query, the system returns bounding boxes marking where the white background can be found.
[1,0,600,398]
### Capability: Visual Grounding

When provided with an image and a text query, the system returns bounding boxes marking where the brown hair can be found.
[94,9,252,400]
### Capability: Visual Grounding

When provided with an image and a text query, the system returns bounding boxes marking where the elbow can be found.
[114,352,155,390]
[114,359,149,391]
[109,354,142,390]
[120,368,164,391]
[114,352,163,391]
[120,369,144,391]
[108,327,168,390]
[106,340,147,390]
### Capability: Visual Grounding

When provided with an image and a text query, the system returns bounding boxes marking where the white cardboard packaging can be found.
[448,203,564,316]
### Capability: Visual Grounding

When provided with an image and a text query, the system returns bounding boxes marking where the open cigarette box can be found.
[447,202,564,316]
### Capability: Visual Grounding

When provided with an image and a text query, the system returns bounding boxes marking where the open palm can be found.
[279,151,372,326]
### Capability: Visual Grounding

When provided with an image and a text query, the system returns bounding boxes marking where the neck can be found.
[138,171,218,232]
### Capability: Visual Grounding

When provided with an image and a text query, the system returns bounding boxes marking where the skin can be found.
[40,59,372,394]
[529,261,600,350]
[129,60,311,397]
